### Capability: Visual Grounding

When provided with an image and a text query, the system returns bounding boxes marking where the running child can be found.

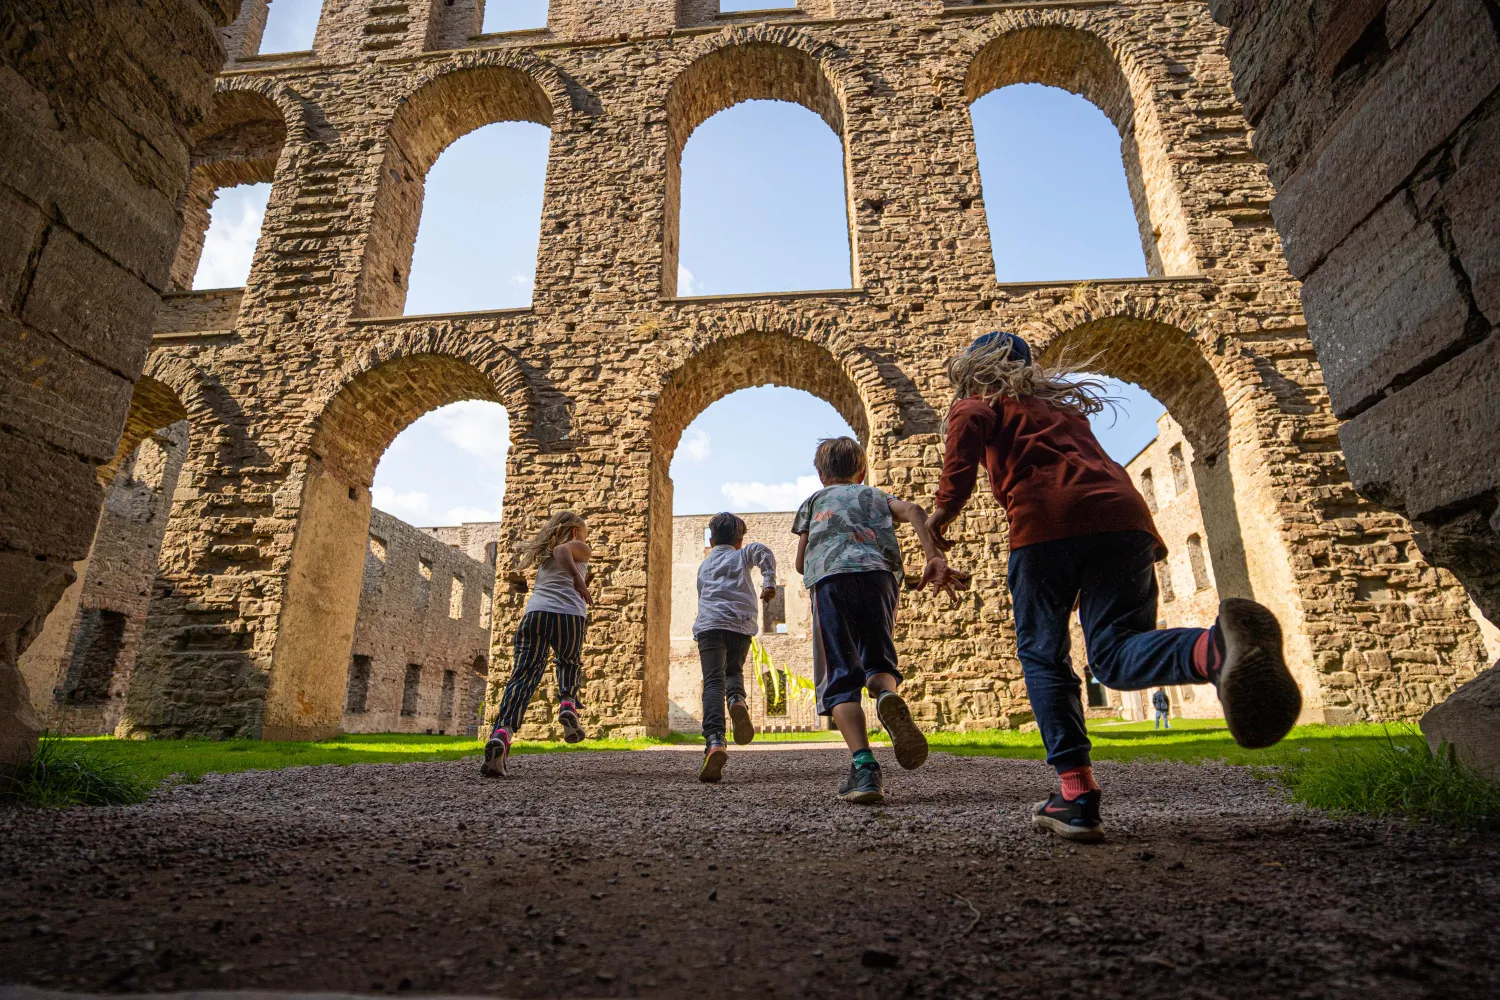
[481,511,592,778]
[927,332,1302,841]
[793,436,967,805]
[693,512,778,783]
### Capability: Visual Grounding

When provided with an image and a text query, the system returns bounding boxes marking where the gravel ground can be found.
[1,746,1497,1000]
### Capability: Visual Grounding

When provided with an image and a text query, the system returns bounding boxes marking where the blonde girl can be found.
[481,511,591,777]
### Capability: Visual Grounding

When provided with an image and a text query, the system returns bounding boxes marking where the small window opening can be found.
[346,654,372,714]
[480,589,493,630]
[1156,560,1176,604]
[401,664,422,716]
[1187,534,1211,592]
[258,0,322,54]
[450,575,465,619]
[440,670,456,717]
[1139,468,1157,514]
[1169,444,1189,496]
[58,609,128,706]
[763,585,787,634]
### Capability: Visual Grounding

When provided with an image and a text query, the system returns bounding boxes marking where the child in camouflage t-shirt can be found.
[792,437,967,804]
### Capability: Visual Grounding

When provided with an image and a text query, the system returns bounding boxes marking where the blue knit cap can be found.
[968,331,1033,366]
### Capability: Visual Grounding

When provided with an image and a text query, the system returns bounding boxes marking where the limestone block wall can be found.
[423,521,503,567]
[344,510,492,736]
[122,0,1490,743]
[17,427,191,736]
[668,512,821,734]
[1206,1,1500,627]
[0,0,241,764]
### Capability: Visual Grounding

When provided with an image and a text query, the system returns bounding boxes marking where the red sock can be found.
[1059,766,1099,799]
[1191,627,1223,680]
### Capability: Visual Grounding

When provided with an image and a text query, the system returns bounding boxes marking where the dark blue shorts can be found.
[811,570,901,715]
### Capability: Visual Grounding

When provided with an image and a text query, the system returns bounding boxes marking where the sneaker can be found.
[1215,598,1302,749]
[837,762,885,805]
[559,702,587,744]
[876,691,928,771]
[728,697,755,746]
[1032,791,1104,843]
[480,730,511,778]
[699,740,728,783]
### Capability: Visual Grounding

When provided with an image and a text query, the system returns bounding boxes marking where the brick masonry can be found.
[94,0,1489,741]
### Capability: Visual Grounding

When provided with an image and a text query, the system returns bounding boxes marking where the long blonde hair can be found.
[519,511,586,568]
[946,335,1117,418]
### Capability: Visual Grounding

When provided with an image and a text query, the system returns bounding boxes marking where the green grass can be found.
[1,736,152,807]
[54,731,659,789]
[36,720,1499,830]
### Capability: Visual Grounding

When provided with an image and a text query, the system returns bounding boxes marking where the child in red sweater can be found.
[928,332,1302,842]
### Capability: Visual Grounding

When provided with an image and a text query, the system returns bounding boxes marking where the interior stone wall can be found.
[0,0,241,765]
[121,0,1488,742]
[1206,0,1500,627]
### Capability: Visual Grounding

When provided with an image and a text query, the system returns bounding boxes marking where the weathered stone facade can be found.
[1205,0,1500,625]
[18,426,190,737]
[109,0,1489,742]
[343,510,492,738]
[668,512,822,734]
[0,0,242,764]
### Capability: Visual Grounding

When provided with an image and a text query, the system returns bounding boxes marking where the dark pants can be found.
[1008,530,1208,772]
[697,629,752,742]
[811,570,901,715]
[493,610,586,734]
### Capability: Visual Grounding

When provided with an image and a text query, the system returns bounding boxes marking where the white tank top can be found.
[524,555,588,617]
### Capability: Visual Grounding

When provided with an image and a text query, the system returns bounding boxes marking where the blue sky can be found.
[194,38,1167,524]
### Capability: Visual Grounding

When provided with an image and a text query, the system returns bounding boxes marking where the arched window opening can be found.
[676,100,852,297]
[1169,443,1189,496]
[481,0,549,33]
[666,386,857,735]
[259,0,322,54]
[1139,468,1158,514]
[404,123,551,315]
[1187,534,1211,592]
[971,84,1148,283]
[191,183,271,289]
[1156,561,1176,604]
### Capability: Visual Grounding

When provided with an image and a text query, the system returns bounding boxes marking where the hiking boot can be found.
[728,697,755,746]
[876,691,928,770]
[1214,598,1302,749]
[480,730,511,778]
[837,762,885,805]
[699,740,728,783]
[559,703,587,745]
[1032,791,1104,843]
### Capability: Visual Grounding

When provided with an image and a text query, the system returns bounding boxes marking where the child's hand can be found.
[920,556,970,603]
[761,586,778,602]
[573,576,592,606]
[926,509,957,552]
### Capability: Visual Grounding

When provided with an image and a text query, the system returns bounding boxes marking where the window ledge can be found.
[664,287,866,305]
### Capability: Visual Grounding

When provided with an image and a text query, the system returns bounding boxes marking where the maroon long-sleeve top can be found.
[933,395,1165,556]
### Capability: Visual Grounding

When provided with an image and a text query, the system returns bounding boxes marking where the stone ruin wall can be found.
[102,0,1492,743]
[344,510,493,737]
[18,426,190,737]
[668,512,822,736]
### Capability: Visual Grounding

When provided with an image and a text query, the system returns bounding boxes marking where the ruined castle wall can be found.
[344,510,492,735]
[125,0,1489,743]
[1206,1,1500,626]
[668,512,821,734]
[0,0,241,764]
[18,427,191,737]
[423,522,503,567]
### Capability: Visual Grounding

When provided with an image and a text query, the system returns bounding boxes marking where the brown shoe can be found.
[728,697,755,745]
[699,741,728,783]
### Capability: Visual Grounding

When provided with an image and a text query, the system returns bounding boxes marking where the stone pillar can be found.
[0,0,240,769]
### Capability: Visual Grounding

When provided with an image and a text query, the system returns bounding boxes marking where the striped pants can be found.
[493,610,587,734]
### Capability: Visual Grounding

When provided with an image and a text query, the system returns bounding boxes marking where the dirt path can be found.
[2,747,1496,999]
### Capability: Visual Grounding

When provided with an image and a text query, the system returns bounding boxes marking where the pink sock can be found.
[1059,766,1100,799]
[1191,627,1223,679]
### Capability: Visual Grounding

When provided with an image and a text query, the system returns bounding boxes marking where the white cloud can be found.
[426,401,512,468]
[372,487,433,522]
[510,272,535,293]
[677,264,698,297]
[720,474,821,512]
[445,504,505,525]
[193,183,271,289]
[681,428,711,464]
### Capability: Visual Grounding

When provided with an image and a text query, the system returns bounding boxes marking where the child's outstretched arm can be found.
[888,497,970,603]
[928,398,997,549]
[744,541,779,602]
[553,539,592,606]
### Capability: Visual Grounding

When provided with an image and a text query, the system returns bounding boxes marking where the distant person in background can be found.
[928,331,1302,844]
[693,512,778,783]
[481,511,592,778]
[1152,688,1172,729]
